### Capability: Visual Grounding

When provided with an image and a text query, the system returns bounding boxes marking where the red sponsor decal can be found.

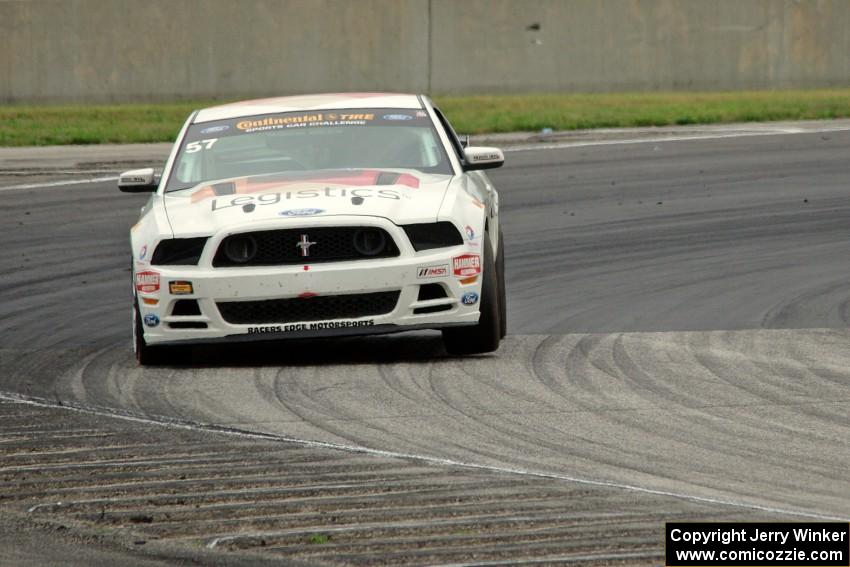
[298,291,317,298]
[453,254,481,277]
[135,270,160,294]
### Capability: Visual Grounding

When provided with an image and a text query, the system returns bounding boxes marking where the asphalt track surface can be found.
[2,127,850,559]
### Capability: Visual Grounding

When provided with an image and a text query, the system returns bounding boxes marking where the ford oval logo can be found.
[279,208,325,217]
[383,114,413,121]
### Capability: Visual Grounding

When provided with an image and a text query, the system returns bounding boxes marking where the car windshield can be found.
[166,108,453,192]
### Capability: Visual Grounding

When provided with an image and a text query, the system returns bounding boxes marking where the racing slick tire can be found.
[442,234,501,355]
[496,228,507,339]
[134,300,183,366]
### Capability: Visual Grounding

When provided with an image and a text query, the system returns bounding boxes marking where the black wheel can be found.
[134,300,181,366]
[496,228,507,339]
[442,234,501,355]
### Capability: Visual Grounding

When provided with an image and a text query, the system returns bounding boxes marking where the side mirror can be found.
[463,147,504,171]
[458,134,469,149]
[118,168,159,193]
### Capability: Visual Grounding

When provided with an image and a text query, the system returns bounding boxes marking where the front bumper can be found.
[135,217,482,346]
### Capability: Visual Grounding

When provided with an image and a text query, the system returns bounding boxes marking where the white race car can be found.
[121,93,506,364]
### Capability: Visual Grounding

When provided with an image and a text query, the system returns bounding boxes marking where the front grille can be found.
[418,284,447,301]
[413,304,452,315]
[413,284,450,313]
[213,227,399,267]
[169,321,208,329]
[217,291,401,325]
[172,300,201,316]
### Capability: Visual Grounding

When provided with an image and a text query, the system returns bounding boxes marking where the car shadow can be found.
[168,330,487,368]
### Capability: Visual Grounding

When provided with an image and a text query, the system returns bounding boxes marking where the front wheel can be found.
[496,228,507,339]
[442,234,502,355]
[134,301,182,366]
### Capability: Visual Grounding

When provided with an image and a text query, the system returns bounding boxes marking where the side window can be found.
[432,107,467,166]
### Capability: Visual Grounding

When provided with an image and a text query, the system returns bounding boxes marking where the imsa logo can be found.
[417,265,448,278]
[452,254,481,277]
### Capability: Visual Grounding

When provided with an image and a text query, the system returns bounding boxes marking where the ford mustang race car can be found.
[120,93,506,364]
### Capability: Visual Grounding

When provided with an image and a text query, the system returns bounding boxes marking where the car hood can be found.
[162,169,454,236]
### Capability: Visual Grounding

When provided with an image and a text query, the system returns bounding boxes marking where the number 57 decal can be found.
[185,139,218,153]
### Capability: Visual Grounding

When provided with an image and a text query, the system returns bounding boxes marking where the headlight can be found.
[401,222,463,251]
[151,237,208,265]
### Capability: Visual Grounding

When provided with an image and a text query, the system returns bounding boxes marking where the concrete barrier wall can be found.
[431,0,850,93]
[0,0,430,103]
[1,0,849,103]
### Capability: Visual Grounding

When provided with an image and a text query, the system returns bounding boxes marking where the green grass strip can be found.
[2,90,850,146]
[0,102,203,146]
[437,90,850,134]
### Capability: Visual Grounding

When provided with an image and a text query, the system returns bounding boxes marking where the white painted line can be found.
[1,169,121,175]
[501,125,850,152]
[1,123,848,189]
[0,176,118,192]
[2,389,846,523]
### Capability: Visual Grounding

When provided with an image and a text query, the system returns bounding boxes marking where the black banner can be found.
[666,522,849,566]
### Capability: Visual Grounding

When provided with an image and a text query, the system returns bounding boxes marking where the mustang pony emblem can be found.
[296,234,317,257]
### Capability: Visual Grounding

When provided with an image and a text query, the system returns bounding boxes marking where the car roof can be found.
[194,93,424,123]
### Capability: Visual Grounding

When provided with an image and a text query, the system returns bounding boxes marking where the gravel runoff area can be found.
[0,395,785,566]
